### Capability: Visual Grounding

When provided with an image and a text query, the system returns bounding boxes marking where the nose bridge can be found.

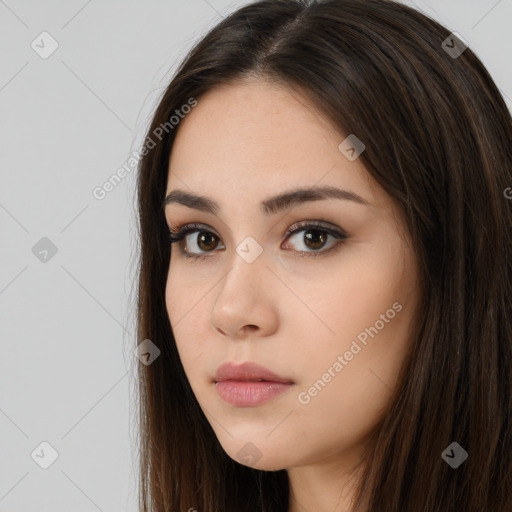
[210,217,279,338]
[235,233,265,266]
[221,233,267,296]
[210,233,275,335]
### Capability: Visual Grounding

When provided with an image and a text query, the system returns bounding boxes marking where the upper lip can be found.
[214,362,293,383]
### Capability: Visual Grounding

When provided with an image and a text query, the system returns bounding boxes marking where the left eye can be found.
[284,226,342,253]
[168,222,347,259]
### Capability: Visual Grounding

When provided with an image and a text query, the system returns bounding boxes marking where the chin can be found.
[220,439,291,471]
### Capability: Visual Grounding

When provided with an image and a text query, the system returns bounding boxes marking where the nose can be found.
[210,247,279,339]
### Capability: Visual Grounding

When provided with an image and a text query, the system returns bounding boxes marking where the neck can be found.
[287,445,365,512]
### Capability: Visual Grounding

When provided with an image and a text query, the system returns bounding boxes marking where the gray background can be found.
[0,0,510,510]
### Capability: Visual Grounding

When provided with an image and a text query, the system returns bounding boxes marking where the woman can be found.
[134,0,512,510]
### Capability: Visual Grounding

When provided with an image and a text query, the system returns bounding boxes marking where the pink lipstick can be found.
[213,362,293,407]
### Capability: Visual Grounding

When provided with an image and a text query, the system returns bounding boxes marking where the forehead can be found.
[166,78,379,207]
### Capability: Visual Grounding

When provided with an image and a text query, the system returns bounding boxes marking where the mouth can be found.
[213,361,294,407]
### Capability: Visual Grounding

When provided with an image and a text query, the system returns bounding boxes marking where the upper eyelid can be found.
[168,221,347,243]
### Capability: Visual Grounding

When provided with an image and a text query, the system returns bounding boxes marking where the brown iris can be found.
[303,229,328,250]
[196,231,219,252]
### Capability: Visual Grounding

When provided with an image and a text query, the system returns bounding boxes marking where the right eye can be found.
[168,223,225,260]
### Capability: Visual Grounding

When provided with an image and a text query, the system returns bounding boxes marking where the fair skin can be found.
[164,78,420,512]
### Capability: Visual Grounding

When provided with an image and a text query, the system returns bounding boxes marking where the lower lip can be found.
[215,380,292,406]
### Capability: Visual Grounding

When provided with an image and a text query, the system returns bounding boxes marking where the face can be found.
[164,78,420,473]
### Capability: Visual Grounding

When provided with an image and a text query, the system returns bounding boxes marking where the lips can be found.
[213,361,293,384]
[213,362,294,407]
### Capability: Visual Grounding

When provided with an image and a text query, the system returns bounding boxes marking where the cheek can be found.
[288,261,402,361]
[165,271,189,360]
[165,271,209,372]
[291,255,415,416]
[165,263,199,328]
[291,312,413,455]
[293,367,392,460]
[165,271,181,331]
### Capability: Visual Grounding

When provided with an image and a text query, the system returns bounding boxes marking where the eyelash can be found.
[167,221,347,261]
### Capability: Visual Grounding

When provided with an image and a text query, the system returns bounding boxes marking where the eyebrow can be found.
[162,185,370,216]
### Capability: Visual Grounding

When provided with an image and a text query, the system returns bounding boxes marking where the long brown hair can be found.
[134,1,512,510]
